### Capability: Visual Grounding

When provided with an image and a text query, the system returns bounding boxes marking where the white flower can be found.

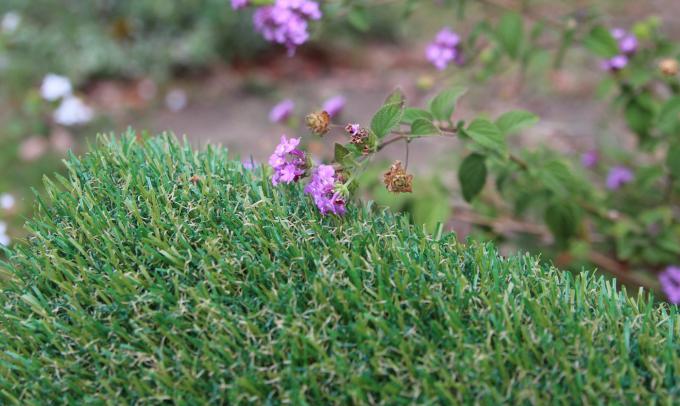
[165,89,187,112]
[1,12,20,33]
[0,193,15,210]
[54,96,94,126]
[41,74,73,101]
[0,221,9,246]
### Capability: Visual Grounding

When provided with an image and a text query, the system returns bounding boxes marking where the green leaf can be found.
[371,102,404,139]
[657,96,680,134]
[334,143,351,165]
[429,86,467,121]
[545,202,580,246]
[497,12,523,58]
[347,7,370,32]
[583,26,619,58]
[535,160,576,196]
[667,143,680,179]
[624,98,655,137]
[458,153,487,202]
[495,110,539,135]
[410,119,441,137]
[384,87,406,106]
[402,108,434,125]
[465,119,506,154]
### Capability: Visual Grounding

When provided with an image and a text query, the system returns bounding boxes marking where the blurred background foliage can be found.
[1,0,680,298]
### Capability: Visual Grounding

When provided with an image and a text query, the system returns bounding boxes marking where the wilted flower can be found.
[53,96,94,126]
[41,74,72,101]
[383,161,413,193]
[606,166,634,190]
[426,27,463,71]
[1,11,21,33]
[0,193,15,210]
[322,95,346,118]
[581,150,599,168]
[231,0,249,10]
[269,99,295,123]
[345,123,369,145]
[269,135,307,185]
[659,58,679,77]
[252,0,322,56]
[659,266,680,304]
[305,111,330,135]
[0,221,9,246]
[304,164,346,215]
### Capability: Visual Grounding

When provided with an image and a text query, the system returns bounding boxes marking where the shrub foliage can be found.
[0,134,678,403]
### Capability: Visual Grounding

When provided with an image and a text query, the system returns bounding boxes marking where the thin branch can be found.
[376,134,409,152]
[404,139,410,169]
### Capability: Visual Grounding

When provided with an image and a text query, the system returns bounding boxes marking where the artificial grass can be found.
[0,133,678,404]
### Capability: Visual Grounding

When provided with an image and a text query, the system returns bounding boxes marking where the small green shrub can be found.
[0,133,678,404]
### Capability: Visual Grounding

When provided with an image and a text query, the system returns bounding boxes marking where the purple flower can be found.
[601,28,638,72]
[601,55,628,71]
[304,164,346,215]
[659,266,680,304]
[269,135,307,185]
[610,28,626,40]
[269,99,295,123]
[611,28,637,55]
[252,0,322,56]
[606,166,634,190]
[231,0,248,10]
[346,123,361,135]
[242,159,257,170]
[322,95,346,118]
[581,150,599,168]
[426,27,464,71]
[619,35,638,55]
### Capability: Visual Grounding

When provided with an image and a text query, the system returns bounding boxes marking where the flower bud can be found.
[383,161,413,193]
[305,111,330,135]
[659,58,679,77]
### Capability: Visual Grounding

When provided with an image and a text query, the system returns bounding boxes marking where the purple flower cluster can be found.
[231,0,248,10]
[252,0,322,56]
[268,135,307,185]
[426,28,464,71]
[322,95,346,118]
[304,165,346,216]
[606,166,634,190]
[659,266,680,304]
[601,28,638,72]
[581,150,599,168]
[269,99,295,123]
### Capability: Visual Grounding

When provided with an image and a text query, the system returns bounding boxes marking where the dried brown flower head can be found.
[190,175,200,184]
[659,58,679,77]
[383,161,413,193]
[345,123,370,151]
[305,111,330,135]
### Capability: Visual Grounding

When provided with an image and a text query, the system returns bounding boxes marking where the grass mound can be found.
[1,134,678,404]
